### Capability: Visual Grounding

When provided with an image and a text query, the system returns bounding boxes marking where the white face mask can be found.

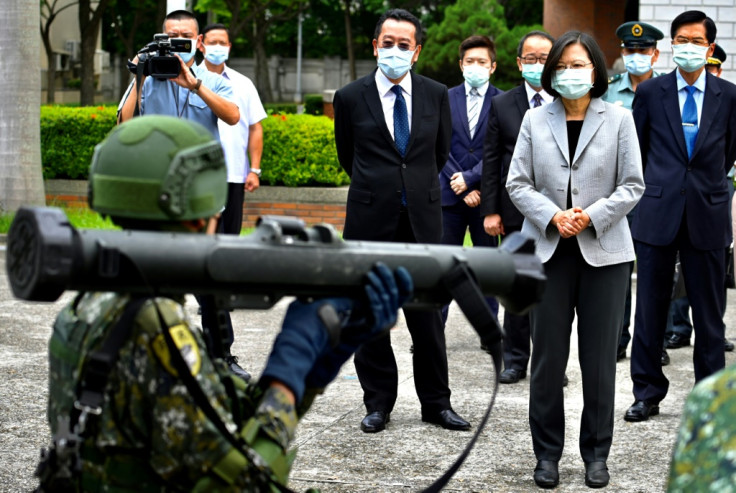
[672,43,709,73]
[623,53,653,76]
[462,64,491,87]
[204,45,229,65]
[377,46,415,80]
[552,68,594,100]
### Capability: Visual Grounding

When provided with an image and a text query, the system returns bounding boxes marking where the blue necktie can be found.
[532,93,543,108]
[682,85,698,159]
[392,85,409,206]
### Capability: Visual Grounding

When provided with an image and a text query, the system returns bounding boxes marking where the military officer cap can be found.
[707,43,727,66]
[616,21,664,48]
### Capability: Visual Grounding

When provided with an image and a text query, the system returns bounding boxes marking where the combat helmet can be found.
[88,115,226,222]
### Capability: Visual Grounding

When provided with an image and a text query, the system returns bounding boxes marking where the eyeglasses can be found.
[521,54,548,64]
[554,60,593,71]
[673,36,710,47]
[380,41,415,52]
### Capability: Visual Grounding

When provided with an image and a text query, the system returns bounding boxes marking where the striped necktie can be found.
[467,87,480,138]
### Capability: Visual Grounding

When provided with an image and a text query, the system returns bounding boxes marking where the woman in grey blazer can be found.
[506,31,644,489]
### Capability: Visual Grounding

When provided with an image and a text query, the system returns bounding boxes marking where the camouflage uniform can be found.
[668,365,736,492]
[48,292,298,491]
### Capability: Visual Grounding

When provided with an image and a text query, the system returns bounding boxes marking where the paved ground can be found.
[2,242,735,492]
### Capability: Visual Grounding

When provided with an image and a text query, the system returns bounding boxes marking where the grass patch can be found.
[0,207,119,234]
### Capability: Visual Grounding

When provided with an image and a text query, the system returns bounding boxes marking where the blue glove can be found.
[305,263,413,390]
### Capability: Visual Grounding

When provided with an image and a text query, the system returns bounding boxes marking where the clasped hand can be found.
[553,207,590,238]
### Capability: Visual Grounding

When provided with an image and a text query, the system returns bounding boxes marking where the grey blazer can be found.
[506,97,644,267]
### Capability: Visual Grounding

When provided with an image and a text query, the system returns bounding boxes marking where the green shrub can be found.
[304,94,323,115]
[41,105,117,179]
[264,103,298,115]
[40,106,348,187]
[261,114,347,186]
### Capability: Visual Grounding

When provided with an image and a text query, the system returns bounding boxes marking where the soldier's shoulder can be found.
[608,73,625,84]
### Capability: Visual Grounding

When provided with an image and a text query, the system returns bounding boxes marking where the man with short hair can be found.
[119,10,239,135]
[602,21,666,364]
[480,30,554,384]
[199,23,267,235]
[119,10,246,379]
[334,8,470,433]
[439,34,502,328]
[625,10,736,422]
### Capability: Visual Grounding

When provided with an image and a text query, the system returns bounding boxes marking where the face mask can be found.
[623,53,653,76]
[377,46,415,80]
[175,38,198,64]
[521,63,544,88]
[463,64,491,88]
[552,68,594,100]
[672,43,709,73]
[204,45,229,65]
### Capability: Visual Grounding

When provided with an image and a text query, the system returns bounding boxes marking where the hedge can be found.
[40,105,348,187]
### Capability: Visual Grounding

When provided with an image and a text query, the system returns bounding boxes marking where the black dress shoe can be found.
[616,346,626,362]
[360,411,389,433]
[666,333,691,349]
[421,408,471,431]
[225,355,251,382]
[661,349,670,366]
[726,338,735,352]
[533,460,559,488]
[499,368,526,384]
[585,461,609,488]
[624,400,659,422]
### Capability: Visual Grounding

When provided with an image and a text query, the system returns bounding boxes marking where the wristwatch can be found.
[191,78,202,94]
[249,168,262,177]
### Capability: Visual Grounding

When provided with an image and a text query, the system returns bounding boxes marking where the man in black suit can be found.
[625,10,736,422]
[333,8,470,433]
[479,31,555,384]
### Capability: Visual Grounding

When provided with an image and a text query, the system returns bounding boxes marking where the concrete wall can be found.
[638,1,736,82]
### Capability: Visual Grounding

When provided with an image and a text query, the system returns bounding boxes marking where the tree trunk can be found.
[78,0,110,106]
[41,29,56,104]
[0,0,45,211]
[342,0,356,81]
[253,14,273,102]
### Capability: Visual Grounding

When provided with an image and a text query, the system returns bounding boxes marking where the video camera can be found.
[136,34,193,79]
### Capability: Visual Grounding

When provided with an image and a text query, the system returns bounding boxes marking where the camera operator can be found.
[118,9,239,138]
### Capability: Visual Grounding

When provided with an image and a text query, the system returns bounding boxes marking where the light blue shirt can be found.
[676,68,706,124]
[139,64,235,140]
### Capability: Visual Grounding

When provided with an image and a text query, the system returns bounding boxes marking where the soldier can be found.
[37,115,413,491]
[602,21,666,364]
[705,43,727,77]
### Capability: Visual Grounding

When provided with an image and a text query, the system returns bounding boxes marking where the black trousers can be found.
[499,224,531,372]
[218,182,246,235]
[529,240,628,463]
[354,209,452,414]
[631,216,726,404]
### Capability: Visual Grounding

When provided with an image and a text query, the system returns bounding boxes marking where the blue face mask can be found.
[521,63,544,88]
[552,68,594,100]
[623,53,653,76]
[462,64,491,88]
[204,45,229,66]
[672,43,709,73]
[175,38,198,64]
[377,46,415,80]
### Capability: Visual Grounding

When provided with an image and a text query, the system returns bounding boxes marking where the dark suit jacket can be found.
[440,83,503,206]
[334,69,451,243]
[631,70,736,250]
[479,83,529,231]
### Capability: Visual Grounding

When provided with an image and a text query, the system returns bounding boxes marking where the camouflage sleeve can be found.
[667,366,736,492]
[123,298,299,491]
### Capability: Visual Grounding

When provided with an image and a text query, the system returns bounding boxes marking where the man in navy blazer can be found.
[333,8,470,434]
[479,31,554,384]
[439,35,502,325]
[626,10,736,422]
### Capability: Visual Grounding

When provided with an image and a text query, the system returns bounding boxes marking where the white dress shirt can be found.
[375,69,413,140]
